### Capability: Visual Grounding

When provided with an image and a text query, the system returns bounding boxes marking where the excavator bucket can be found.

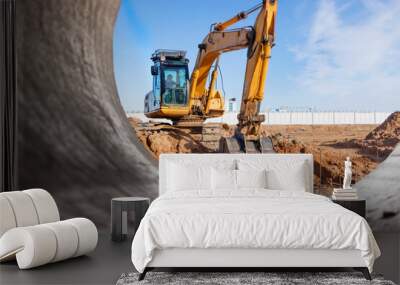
[259,137,275,153]
[219,136,275,153]
[220,137,242,153]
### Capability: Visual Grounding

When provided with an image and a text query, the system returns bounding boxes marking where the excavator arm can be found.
[188,2,272,118]
[238,0,277,139]
[188,0,278,151]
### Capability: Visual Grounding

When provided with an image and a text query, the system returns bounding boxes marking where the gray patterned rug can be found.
[116,272,396,285]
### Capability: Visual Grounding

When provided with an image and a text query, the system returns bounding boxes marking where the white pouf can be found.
[0,189,98,269]
[0,195,17,237]
[24,188,60,223]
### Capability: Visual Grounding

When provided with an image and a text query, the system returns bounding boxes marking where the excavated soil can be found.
[361,111,400,157]
[260,125,379,196]
[129,112,400,196]
[128,117,210,158]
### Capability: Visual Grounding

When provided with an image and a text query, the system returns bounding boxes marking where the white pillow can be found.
[212,168,237,191]
[167,162,212,191]
[266,161,307,191]
[209,159,237,171]
[236,169,268,189]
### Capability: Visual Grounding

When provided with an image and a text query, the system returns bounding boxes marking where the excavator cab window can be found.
[153,69,161,108]
[145,50,190,115]
[161,66,188,106]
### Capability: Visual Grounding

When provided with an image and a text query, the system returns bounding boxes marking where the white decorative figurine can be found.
[343,156,352,189]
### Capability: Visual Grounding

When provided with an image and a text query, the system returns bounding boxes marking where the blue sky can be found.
[113,0,400,112]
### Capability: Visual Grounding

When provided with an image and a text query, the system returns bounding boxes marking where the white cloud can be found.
[292,0,400,110]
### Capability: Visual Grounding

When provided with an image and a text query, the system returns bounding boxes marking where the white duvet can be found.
[131,190,380,273]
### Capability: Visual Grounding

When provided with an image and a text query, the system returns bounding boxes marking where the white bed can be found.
[131,154,380,280]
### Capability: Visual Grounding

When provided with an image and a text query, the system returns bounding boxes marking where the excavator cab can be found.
[144,50,190,119]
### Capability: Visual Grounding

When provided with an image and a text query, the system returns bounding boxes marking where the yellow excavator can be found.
[144,0,277,153]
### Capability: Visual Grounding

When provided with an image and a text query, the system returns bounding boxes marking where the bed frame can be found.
[138,154,372,281]
[139,248,371,280]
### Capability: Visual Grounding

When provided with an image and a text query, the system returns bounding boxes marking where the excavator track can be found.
[200,123,222,150]
[136,121,223,152]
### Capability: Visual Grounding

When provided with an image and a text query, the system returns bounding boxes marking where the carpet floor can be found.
[117,272,396,285]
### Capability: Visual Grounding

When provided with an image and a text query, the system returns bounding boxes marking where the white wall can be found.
[127,111,391,125]
[207,111,390,125]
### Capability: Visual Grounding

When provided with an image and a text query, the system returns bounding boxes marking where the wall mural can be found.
[16,0,399,237]
[9,0,399,283]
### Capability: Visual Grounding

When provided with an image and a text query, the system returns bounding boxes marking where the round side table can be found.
[111,197,150,242]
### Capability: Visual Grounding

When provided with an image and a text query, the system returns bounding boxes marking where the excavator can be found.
[144,0,277,153]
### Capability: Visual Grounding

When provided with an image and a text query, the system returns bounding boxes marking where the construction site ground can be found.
[128,112,400,197]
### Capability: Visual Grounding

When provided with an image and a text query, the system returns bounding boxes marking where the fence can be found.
[265,111,389,125]
[128,111,391,125]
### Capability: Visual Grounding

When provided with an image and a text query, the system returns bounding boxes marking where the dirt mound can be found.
[127,116,142,128]
[360,112,400,157]
[366,111,400,141]
[146,132,179,157]
[128,119,210,159]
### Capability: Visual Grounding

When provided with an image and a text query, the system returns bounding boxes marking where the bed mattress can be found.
[131,190,380,273]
